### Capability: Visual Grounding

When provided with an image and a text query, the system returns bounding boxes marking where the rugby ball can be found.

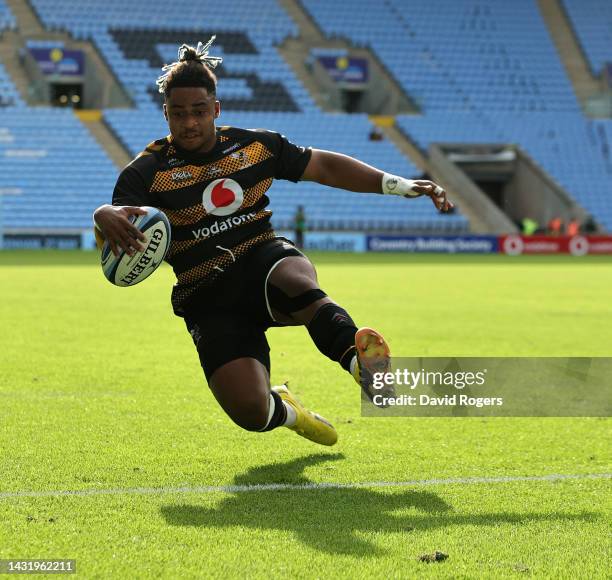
[101,207,171,287]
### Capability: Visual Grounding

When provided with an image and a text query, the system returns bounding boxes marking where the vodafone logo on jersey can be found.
[202,178,244,216]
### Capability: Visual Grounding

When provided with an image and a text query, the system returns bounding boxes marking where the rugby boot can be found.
[272,385,338,446]
[352,327,396,406]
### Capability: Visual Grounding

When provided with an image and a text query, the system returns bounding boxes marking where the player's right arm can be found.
[93,163,150,257]
[301,149,453,212]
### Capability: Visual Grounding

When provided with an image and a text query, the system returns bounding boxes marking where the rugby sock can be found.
[282,399,297,427]
[260,390,288,432]
[307,303,357,373]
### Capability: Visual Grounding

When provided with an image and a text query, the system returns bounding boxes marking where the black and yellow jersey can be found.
[112,126,312,316]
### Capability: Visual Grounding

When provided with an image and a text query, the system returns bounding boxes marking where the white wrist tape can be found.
[382,173,419,197]
[382,173,445,199]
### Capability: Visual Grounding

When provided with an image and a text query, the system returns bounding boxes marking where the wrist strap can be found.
[382,173,419,197]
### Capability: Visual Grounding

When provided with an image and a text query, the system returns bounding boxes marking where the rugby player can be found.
[93,38,453,447]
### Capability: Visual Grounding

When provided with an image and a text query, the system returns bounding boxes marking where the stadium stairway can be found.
[4,0,43,36]
[562,0,612,78]
[75,109,131,170]
[275,1,331,113]
[277,0,416,116]
[0,31,28,105]
[537,0,602,105]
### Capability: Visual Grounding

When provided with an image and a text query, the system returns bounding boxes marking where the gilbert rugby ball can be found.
[101,207,171,287]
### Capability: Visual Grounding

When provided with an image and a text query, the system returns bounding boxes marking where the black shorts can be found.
[183,237,304,381]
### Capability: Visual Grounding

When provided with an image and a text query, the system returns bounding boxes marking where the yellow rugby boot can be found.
[352,327,396,406]
[272,385,338,446]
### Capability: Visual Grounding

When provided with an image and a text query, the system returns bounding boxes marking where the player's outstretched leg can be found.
[208,358,337,446]
[267,255,396,402]
[273,384,337,446]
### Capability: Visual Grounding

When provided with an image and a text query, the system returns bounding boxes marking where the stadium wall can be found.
[3,228,612,256]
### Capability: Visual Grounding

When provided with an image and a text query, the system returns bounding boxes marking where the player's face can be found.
[164,87,220,153]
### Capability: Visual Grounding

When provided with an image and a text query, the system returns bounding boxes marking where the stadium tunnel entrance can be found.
[429,143,595,234]
[51,82,83,108]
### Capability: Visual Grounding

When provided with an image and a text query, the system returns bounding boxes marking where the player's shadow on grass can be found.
[160,454,597,557]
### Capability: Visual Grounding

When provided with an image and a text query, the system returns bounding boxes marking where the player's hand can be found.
[406,180,454,213]
[93,205,148,257]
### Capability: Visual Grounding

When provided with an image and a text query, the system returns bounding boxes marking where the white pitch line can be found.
[0,473,609,500]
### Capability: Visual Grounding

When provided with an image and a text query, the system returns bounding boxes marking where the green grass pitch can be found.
[0,250,610,578]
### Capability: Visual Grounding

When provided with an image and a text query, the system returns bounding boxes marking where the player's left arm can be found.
[301,149,453,212]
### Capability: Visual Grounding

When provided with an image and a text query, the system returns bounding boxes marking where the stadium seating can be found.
[398,111,612,228]
[0,0,15,33]
[0,1,20,107]
[562,0,612,76]
[301,0,612,230]
[21,0,467,233]
[4,0,608,232]
[0,108,117,229]
[302,0,579,114]
[0,62,23,107]
[28,0,316,113]
[0,31,110,229]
